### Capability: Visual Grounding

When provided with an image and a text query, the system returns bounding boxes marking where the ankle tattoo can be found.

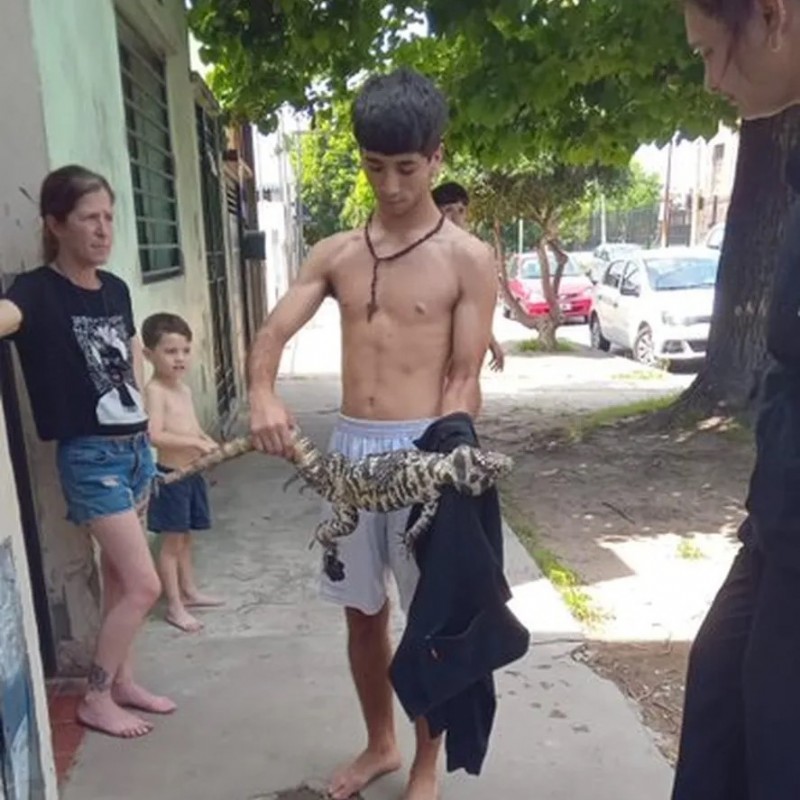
[87,663,112,692]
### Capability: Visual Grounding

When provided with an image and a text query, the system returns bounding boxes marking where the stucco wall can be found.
[20,0,219,671]
[0,416,57,800]
[30,0,216,421]
[0,2,62,795]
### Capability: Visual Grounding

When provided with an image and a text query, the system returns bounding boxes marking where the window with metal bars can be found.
[117,19,182,281]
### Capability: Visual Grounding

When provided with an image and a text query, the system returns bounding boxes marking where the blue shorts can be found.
[147,466,211,534]
[56,433,156,526]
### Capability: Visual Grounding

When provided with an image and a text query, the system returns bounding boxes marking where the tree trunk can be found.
[542,236,569,340]
[491,218,506,265]
[537,314,559,351]
[496,220,542,333]
[672,109,800,421]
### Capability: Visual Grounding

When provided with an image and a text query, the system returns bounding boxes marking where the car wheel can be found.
[590,315,610,352]
[633,325,658,366]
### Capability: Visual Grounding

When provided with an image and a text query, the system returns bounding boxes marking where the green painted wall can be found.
[29,0,217,422]
[21,0,232,673]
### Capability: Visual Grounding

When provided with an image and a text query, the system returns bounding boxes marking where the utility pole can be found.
[661,135,675,248]
[600,193,608,244]
[517,218,524,254]
[294,113,304,275]
[689,138,703,245]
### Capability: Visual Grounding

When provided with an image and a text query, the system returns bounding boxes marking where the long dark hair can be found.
[40,165,115,263]
[683,0,758,35]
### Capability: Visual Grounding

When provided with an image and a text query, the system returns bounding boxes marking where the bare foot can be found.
[113,681,177,715]
[165,608,204,633]
[182,592,225,608]
[402,769,439,800]
[328,746,402,800]
[77,693,153,739]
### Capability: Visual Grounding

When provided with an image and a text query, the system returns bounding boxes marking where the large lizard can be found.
[158,429,513,581]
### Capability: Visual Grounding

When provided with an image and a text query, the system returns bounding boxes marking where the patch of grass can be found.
[500,488,604,627]
[515,338,577,354]
[567,393,681,442]
[695,415,754,445]
[676,537,705,560]
[611,369,666,382]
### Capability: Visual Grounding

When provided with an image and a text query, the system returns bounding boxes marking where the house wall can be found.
[0,1,62,794]
[30,0,216,420]
[697,124,740,235]
[20,0,218,671]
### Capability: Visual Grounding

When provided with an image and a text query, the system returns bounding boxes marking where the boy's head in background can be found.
[432,181,469,229]
[142,313,193,381]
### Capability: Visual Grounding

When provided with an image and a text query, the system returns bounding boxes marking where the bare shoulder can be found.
[305,229,362,273]
[144,379,166,405]
[443,224,497,281]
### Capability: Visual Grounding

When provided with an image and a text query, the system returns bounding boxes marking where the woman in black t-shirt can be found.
[0,165,174,738]
[674,2,800,799]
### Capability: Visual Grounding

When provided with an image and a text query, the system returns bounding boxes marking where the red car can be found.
[503,251,594,323]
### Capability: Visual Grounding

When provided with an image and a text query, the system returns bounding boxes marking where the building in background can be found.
[635,123,739,246]
[254,110,306,310]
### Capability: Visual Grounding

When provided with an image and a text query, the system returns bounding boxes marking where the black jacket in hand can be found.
[389,412,530,776]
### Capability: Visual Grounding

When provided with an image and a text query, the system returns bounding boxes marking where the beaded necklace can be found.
[363,212,446,321]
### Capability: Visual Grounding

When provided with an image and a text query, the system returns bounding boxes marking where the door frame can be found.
[0,340,57,677]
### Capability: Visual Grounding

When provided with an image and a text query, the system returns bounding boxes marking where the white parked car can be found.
[589,247,720,366]
[705,222,725,250]
[588,242,641,284]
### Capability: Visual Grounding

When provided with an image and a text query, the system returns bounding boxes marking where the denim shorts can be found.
[56,433,156,525]
[147,466,211,534]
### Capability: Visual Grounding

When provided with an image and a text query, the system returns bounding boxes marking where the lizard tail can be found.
[160,436,255,485]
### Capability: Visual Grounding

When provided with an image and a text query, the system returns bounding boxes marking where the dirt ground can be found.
[481,409,755,763]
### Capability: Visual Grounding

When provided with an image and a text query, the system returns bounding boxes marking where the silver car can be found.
[590,247,720,366]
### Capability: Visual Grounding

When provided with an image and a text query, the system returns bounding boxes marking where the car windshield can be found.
[518,253,582,279]
[645,256,719,291]
[605,244,639,259]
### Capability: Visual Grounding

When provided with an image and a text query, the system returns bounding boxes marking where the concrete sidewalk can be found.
[62,379,672,800]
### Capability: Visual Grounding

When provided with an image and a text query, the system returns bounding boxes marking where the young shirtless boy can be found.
[432,181,505,372]
[248,68,497,800]
[142,313,223,633]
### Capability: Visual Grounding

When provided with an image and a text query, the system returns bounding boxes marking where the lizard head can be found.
[446,444,513,496]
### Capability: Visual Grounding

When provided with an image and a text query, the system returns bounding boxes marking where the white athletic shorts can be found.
[318,414,434,616]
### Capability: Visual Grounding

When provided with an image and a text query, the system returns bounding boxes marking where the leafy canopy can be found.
[190,0,735,165]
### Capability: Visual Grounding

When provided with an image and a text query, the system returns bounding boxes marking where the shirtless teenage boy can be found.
[248,68,497,800]
[432,181,505,372]
[142,313,223,633]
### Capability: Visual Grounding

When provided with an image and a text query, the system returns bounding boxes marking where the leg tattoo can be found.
[88,663,112,692]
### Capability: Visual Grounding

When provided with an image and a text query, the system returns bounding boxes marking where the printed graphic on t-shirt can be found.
[72,315,147,427]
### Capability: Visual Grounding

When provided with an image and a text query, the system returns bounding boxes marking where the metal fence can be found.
[569,204,663,250]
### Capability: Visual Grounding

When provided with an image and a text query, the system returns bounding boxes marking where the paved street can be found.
[62,308,677,800]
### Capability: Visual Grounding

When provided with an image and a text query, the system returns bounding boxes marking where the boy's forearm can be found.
[247,326,283,401]
[441,375,482,418]
[132,337,145,390]
[150,431,207,450]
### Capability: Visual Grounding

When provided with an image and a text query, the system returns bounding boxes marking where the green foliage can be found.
[609,161,662,213]
[291,103,372,243]
[446,155,627,245]
[515,338,577,354]
[341,171,374,229]
[677,537,706,560]
[190,0,735,167]
[407,0,735,166]
[188,0,421,131]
